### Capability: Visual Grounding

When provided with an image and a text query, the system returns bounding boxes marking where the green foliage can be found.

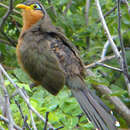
[0,0,129,129]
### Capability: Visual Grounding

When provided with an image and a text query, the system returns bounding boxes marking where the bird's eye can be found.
[30,4,41,10]
[33,5,37,8]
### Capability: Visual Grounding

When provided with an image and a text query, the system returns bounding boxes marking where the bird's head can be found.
[16,0,46,30]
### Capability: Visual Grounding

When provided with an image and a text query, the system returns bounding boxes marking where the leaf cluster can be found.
[0,0,130,129]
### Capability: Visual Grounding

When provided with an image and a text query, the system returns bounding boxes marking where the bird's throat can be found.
[21,10,43,34]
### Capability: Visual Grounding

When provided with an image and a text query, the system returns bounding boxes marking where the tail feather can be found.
[88,89,112,114]
[67,76,118,130]
[72,90,108,130]
[88,88,118,123]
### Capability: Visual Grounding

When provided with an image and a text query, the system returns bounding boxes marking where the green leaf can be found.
[59,98,82,116]
[61,116,78,129]
[48,112,59,122]
[83,123,94,129]
[16,83,31,92]
[109,90,127,96]
[79,115,88,123]
[13,68,31,83]
[86,76,109,86]
[11,15,22,25]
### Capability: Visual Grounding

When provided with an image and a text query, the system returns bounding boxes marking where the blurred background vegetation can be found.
[0,0,130,129]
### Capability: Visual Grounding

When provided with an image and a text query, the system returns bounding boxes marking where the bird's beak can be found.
[16,4,32,10]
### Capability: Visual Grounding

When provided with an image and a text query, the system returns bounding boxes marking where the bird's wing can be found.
[20,30,65,95]
[36,16,85,76]
[32,16,81,61]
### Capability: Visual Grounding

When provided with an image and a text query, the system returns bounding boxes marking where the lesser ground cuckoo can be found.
[16,0,119,129]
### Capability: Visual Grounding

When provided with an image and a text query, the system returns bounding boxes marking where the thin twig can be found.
[0,115,22,130]
[23,116,27,130]
[0,39,11,46]
[96,0,130,23]
[120,0,130,14]
[103,5,117,18]
[22,89,37,130]
[10,89,19,99]
[30,110,37,130]
[97,5,117,23]
[0,90,6,116]
[63,0,72,15]
[85,0,91,25]
[0,64,55,129]
[15,100,25,119]
[85,0,91,49]
[101,35,117,59]
[0,2,20,14]
[47,0,57,17]
[1,32,17,46]
[55,126,64,130]
[96,62,122,72]
[0,70,14,130]
[101,31,128,59]
[0,0,13,29]
[23,116,31,130]
[117,0,130,94]
[43,112,49,130]
[85,55,116,69]
[0,0,17,46]
[15,100,31,129]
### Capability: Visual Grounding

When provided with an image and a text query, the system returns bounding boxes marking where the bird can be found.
[16,0,119,129]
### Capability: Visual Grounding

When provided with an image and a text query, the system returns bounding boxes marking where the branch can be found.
[0,0,17,46]
[23,116,31,130]
[96,5,117,23]
[0,115,22,130]
[30,110,37,130]
[0,39,11,46]
[0,91,6,116]
[0,2,20,14]
[117,0,130,94]
[95,62,122,72]
[86,69,130,124]
[0,70,14,130]
[47,0,57,17]
[101,35,117,59]
[101,31,128,59]
[85,55,116,69]
[95,0,130,95]
[15,100,24,119]
[95,0,121,60]
[120,0,130,14]
[0,0,13,30]
[43,112,49,130]
[96,0,130,23]
[55,126,64,130]
[85,0,91,26]
[15,100,31,129]
[63,0,72,15]
[0,64,55,129]
[22,89,37,130]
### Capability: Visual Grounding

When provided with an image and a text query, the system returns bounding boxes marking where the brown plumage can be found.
[16,0,119,129]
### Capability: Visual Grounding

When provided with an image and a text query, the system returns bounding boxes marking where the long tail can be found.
[67,76,119,130]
